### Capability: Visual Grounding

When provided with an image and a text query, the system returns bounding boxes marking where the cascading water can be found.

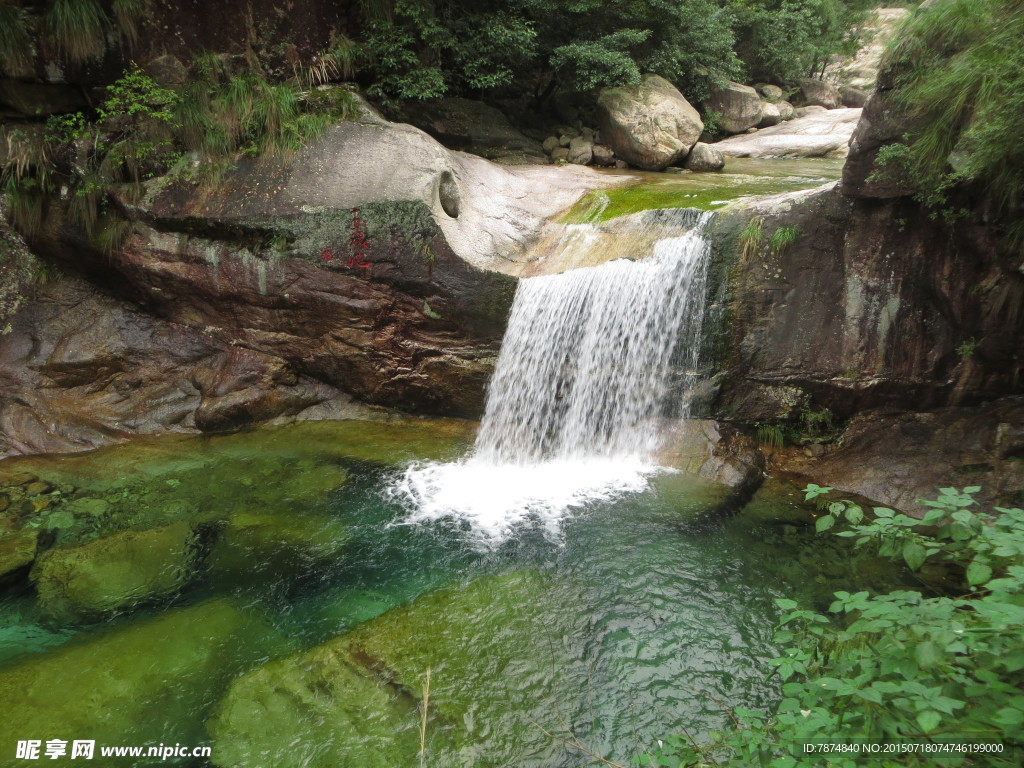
[391,209,713,542]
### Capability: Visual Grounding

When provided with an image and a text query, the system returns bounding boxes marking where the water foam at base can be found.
[389,457,661,542]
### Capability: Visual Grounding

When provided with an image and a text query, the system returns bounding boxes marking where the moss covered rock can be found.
[30,522,205,622]
[0,599,288,762]
[0,529,39,585]
[207,512,348,589]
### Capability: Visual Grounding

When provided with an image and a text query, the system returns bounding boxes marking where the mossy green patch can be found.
[0,418,473,545]
[562,158,843,224]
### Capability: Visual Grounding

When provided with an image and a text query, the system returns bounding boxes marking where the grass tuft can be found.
[44,0,109,65]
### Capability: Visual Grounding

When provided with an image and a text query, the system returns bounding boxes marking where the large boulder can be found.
[684,142,726,172]
[840,86,869,108]
[596,74,704,170]
[796,78,842,109]
[704,82,763,134]
[30,521,205,622]
[758,101,783,127]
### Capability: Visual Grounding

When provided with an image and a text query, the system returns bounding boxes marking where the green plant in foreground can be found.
[640,486,1024,767]
[956,339,977,358]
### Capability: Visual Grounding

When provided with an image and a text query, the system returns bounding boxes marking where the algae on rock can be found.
[209,570,581,768]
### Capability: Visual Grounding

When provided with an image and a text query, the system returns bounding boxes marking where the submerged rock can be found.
[596,74,703,170]
[0,599,288,754]
[0,529,39,585]
[207,512,348,589]
[30,521,205,622]
[209,571,576,768]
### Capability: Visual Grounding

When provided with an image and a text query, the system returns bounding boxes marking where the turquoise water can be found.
[0,421,903,766]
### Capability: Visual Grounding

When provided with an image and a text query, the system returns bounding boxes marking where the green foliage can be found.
[174,56,335,161]
[729,0,870,83]
[769,224,799,255]
[646,485,1024,766]
[361,0,536,99]
[548,29,648,91]
[756,423,786,450]
[883,0,1024,252]
[956,339,978,358]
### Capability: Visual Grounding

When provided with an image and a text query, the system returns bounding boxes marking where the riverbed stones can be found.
[567,135,593,165]
[756,83,785,102]
[704,81,763,134]
[209,571,575,768]
[0,599,288,751]
[758,101,783,127]
[596,74,703,171]
[30,521,205,622]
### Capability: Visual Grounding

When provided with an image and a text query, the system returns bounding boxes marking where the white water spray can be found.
[390,209,713,542]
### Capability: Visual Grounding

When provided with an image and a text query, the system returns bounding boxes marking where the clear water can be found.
[0,422,907,767]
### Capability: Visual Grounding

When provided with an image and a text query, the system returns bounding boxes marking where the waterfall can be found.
[390,209,713,542]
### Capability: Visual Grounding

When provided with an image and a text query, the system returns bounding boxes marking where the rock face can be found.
[708,183,1024,433]
[596,74,704,170]
[779,398,1024,514]
[30,521,205,622]
[2,117,619,457]
[704,82,763,134]
[684,142,726,172]
[827,7,912,90]
[713,108,860,158]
